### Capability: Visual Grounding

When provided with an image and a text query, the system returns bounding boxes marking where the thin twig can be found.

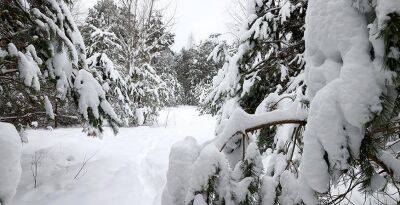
[73,151,98,180]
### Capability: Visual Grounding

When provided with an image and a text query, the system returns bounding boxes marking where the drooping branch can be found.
[245,119,306,133]
[219,118,306,152]
[216,107,307,150]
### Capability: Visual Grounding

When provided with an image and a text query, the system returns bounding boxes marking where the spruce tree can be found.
[81,0,134,126]
[153,49,181,107]
[0,0,120,135]
[81,0,175,126]
[174,35,223,106]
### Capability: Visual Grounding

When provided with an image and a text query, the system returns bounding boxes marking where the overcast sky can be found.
[80,0,235,51]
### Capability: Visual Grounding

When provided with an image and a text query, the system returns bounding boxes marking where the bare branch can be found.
[73,151,98,180]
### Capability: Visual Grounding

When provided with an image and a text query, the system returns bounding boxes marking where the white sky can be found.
[80,0,235,51]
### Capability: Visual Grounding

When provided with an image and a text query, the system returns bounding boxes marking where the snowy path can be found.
[11,106,216,205]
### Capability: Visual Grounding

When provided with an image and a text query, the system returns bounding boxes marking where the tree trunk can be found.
[54,101,58,128]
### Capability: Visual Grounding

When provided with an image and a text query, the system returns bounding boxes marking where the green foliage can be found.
[358,136,380,191]
[239,69,280,114]
[372,12,400,128]
[257,127,276,154]
[239,160,262,205]
[192,168,222,205]
[0,0,119,134]
[81,0,176,126]
[174,37,222,106]
[381,13,400,72]
[357,11,400,195]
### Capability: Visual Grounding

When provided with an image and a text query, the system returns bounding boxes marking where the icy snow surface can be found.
[11,106,216,205]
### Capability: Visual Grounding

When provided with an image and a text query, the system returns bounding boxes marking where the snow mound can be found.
[0,123,22,204]
[161,136,201,205]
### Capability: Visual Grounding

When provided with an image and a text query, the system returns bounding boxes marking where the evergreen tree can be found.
[81,0,175,125]
[86,53,133,126]
[81,0,119,59]
[0,0,120,135]
[174,35,223,106]
[153,49,181,106]
[125,11,174,125]
[174,48,197,105]
[165,0,400,204]
[81,0,133,126]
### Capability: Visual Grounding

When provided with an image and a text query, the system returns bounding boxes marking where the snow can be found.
[0,123,22,205]
[44,96,55,120]
[193,194,207,205]
[301,0,385,194]
[0,48,7,58]
[378,151,400,181]
[279,65,288,81]
[8,44,42,91]
[231,177,252,203]
[376,0,400,29]
[74,69,121,126]
[135,108,151,126]
[230,142,262,203]
[216,106,307,149]
[32,8,78,66]
[161,136,200,205]
[369,173,386,192]
[26,45,42,65]
[87,53,121,82]
[7,43,18,56]
[261,176,278,205]
[279,171,301,204]
[208,41,227,63]
[279,1,292,23]
[207,37,253,103]
[17,0,30,11]
[31,121,38,128]
[10,107,216,205]
[17,50,42,91]
[184,143,231,204]
[51,50,73,99]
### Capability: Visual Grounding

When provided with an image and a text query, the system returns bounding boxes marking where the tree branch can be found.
[219,119,306,152]
[245,119,306,133]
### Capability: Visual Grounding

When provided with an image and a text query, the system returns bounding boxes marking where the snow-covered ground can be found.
[11,106,216,205]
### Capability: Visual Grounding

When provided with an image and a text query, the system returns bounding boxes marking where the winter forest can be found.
[1,0,400,204]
